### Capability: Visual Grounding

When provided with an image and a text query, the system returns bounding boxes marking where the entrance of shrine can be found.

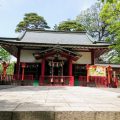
[45,60,64,76]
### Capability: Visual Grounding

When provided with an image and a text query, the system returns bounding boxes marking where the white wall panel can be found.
[20,50,41,63]
[73,52,91,64]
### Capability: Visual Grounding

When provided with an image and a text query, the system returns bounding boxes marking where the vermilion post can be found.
[107,66,112,86]
[69,59,74,86]
[86,64,90,83]
[21,63,26,81]
[40,58,45,85]
[91,49,94,65]
[69,59,72,76]
[16,47,21,80]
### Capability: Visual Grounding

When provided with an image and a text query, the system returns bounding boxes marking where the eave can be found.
[0,40,110,48]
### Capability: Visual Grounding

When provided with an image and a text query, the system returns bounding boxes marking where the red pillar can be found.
[16,47,21,80]
[21,63,26,81]
[40,58,45,85]
[107,66,112,86]
[91,49,94,65]
[86,64,90,83]
[69,59,72,76]
[69,59,74,86]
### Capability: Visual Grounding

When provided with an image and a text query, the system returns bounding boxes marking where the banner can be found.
[88,65,106,77]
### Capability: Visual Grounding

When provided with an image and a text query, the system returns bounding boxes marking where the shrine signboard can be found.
[88,65,106,77]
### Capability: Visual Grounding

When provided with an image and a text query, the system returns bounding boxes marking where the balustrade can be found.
[39,76,74,86]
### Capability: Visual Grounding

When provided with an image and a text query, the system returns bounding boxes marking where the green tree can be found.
[53,24,58,31]
[76,2,109,41]
[6,62,15,74]
[16,13,50,32]
[0,47,13,74]
[101,0,113,3]
[100,0,120,62]
[55,20,85,32]
[0,47,10,62]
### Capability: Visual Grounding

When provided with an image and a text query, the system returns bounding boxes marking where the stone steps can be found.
[0,111,120,120]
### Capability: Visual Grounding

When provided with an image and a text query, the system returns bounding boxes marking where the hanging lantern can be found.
[52,62,54,67]
[56,62,58,67]
[62,61,64,65]
[33,53,41,60]
[60,62,62,67]
[50,78,53,83]
[49,61,51,66]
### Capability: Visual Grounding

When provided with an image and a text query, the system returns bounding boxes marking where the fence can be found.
[39,76,74,86]
[78,76,107,87]
[0,74,118,87]
[78,76,118,87]
[0,74,34,85]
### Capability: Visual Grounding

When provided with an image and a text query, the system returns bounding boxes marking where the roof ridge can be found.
[0,31,26,41]
[26,29,87,34]
[0,37,18,41]
[17,31,26,41]
[86,33,96,44]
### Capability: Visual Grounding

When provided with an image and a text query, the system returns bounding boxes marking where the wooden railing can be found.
[39,76,74,86]
[0,74,118,87]
[13,74,33,81]
[0,74,34,85]
[110,77,119,88]
[79,76,107,87]
[78,76,119,87]
[0,74,13,85]
[78,76,87,86]
[89,76,107,87]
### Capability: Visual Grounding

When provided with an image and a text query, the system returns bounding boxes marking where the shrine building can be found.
[0,30,111,86]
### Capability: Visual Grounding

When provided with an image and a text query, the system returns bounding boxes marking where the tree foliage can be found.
[16,13,50,32]
[0,47,10,62]
[100,0,120,62]
[55,20,85,32]
[0,47,13,74]
[0,62,15,75]
[101,0,113,3]
[76,2,109,41]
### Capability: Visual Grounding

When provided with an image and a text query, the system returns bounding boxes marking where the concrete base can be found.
[0,86,120,120]
[0,111,120,120]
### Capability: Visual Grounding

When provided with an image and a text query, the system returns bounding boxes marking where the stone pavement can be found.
[0,86,120,120]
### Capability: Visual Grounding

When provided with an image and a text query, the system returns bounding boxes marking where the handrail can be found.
[78,76,119,87]
[39,75,74,86]
[0,74,34,81]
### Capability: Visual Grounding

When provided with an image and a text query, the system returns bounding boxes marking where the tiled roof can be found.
[20,31,94,45]
[0,30,110,46]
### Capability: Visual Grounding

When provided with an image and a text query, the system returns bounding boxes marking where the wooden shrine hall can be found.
[0,30,117,87]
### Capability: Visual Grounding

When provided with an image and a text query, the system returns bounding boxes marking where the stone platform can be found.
[0,86,120,120]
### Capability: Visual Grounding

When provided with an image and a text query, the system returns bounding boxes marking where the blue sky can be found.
[0,0,97,37]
